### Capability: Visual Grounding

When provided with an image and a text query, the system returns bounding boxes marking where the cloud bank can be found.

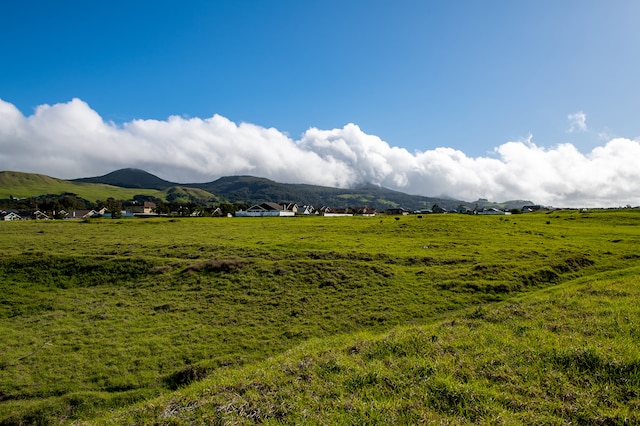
[1,98,639,207]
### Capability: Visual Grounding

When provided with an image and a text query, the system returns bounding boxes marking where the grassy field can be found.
[1,210,638,424]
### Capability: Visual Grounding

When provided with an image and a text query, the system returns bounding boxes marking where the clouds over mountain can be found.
[1,98,638,207]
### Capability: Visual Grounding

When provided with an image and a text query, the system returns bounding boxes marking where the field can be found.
[1,210,639,424]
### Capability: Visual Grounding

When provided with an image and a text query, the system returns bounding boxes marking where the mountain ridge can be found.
[3,168,535,210]
[73,168,469,210]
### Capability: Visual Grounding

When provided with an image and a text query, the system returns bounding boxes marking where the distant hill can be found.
[73,169,218,205]
[0,170,218,207]
[2,169,535,211]
[0,170,165,202]
[75,169,466,210]
[73,168,177,190]
[187,176,462,210]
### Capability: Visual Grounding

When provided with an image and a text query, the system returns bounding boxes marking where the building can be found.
[235,202,296,217]
[0,210,22,221]
[125,202,157,216]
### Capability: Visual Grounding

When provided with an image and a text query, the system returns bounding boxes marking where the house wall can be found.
[235,211,295,217]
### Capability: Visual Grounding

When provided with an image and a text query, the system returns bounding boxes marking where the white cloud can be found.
[1,98,639,207]
[567,111,587,133]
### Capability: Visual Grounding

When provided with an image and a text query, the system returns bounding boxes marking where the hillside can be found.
[0,170,164,202]
[3,168,535,210]
[72,169,533,210]
[72,168,177,190]
[195,175,464,210]
[77,169,468,210]
[163,186,219,206]
[0,170,218,207]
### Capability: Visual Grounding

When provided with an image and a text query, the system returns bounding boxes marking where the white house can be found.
[235,202,295,217]
[299,205,316,215]
[0,210,22,221]
[478,208,512,215]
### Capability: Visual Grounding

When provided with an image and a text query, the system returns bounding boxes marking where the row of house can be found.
[3,202,526,221]
[0,208,107,221]
[413,206,516,215]
[0,203,158,221]
[234,203,521,218]
[235,203,378,217]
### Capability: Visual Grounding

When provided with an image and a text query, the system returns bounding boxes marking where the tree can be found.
[154,203,171,215]
[59,193,91,210]
[105,198,122,219]
[218,202,235,216]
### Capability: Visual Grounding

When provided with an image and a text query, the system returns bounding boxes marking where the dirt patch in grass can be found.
[183,258,249,274]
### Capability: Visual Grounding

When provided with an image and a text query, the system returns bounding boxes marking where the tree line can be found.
[0,193,250,218]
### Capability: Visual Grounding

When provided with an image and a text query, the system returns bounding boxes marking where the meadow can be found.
[0,210,638,424]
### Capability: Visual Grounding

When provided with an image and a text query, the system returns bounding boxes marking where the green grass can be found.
[102,266,640,425]
[1,210,639,424]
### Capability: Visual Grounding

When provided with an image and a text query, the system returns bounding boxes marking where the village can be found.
[1,199,543,221]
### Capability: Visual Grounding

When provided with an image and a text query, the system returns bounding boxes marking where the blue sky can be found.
[1,1,639,206]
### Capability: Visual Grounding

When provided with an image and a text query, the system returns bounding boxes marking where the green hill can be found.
[163,185,220,206]
[2,169,534,210]
[76,170,467,210]
[194,175,465,210]
[0,171,218,206]
[72,168,176,190]
[0,170,164,202]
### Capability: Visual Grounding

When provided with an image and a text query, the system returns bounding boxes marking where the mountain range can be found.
[2,168,534,211]
[73,168,532,210]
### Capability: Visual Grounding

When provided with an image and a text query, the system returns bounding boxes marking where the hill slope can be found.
[4,169,534,210]
[163,186,219,206]
[76,171,472,210]
[72,168,177,190]
[1,170,218,206]
[196,175,463,210]
[0,170,164,202]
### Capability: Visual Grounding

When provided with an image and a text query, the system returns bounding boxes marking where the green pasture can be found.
[0,210,638,424]
[107,266,640,425]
